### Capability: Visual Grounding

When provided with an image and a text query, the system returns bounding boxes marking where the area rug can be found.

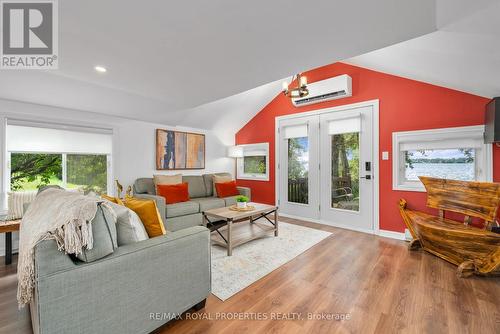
[210,222,332,301]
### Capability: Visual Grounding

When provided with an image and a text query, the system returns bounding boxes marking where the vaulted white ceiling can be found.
[0,0,437,127]
[202,0,500,142]
[346,0,500,98]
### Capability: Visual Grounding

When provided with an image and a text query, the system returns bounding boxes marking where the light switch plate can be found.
[382,151,389,160]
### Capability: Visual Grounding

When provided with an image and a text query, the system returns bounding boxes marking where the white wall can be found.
[116,120,232,185]
[0,98,234,256]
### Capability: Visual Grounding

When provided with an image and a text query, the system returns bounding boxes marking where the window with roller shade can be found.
[6,121,113,194]
[235,143,269,181]
[392,126,491,191]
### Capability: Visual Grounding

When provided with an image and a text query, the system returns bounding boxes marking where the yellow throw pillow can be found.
[124,196,166,237]
[101,194,119,205]
[101,194,124,205]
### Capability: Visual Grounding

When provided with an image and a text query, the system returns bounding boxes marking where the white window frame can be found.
[236,142,269,181]
[392,125,492,192]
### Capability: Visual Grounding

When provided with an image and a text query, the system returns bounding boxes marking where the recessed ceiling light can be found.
[94,66,107,73]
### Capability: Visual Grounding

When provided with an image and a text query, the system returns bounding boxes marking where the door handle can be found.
[360,175,372,180]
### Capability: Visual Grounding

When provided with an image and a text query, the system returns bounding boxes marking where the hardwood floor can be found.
[0,252,31,334]
[1,217,499,334]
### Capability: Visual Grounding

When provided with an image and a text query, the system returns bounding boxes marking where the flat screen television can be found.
[484,97,500,143]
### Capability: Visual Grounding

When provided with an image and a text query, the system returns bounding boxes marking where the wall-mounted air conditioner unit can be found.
[292,74,352,107]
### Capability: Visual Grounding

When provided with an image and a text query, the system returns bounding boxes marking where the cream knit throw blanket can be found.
[17,188,114,307]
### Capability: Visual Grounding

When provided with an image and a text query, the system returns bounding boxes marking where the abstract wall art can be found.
[156,129,205,170]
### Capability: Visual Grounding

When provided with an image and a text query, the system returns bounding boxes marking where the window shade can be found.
[227,146,244,158]
[399,138,483,151]
[328,116,360,135]
[243,143,268,156]
[243,149,267,156]
[399,139,483,151]
[229,143,269,157]
[7,125,113,154]
[283,124,308,139]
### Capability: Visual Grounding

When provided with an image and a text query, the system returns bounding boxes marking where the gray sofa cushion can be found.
[76,204,117,263]
[191,197,225,211]
[166,201,200,218]
[134,178,155,195]
[203,173,232,197]
[165,213,202,232]
[182,175,206,198]
[202,174,214,197]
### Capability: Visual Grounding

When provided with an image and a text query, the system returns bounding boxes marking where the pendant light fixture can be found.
[282,73,309,98]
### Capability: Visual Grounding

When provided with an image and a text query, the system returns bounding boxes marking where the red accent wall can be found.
[235,62,496,233]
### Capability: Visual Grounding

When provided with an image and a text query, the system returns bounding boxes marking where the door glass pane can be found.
[10,153,63,191]
[331,132,359,211]
[67,154,108,194]
[288,137,309,204]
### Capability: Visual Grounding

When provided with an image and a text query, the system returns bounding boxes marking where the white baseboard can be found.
[319,220,377,235]
[377,230,406,241]
[279,212,319,223]
[279,212,407,241]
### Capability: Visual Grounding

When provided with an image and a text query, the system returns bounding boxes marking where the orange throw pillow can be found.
[157,183,190,204]
[215,181,239,198]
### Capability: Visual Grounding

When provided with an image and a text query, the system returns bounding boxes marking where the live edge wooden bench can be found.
[399,176,500,278]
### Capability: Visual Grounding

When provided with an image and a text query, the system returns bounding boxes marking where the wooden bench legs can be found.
[408,239,421,251]
[457,261,476,278]
[407,240,478,278]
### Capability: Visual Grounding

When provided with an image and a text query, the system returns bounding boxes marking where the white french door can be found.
[277,103,376,232]
[319,106,374,231]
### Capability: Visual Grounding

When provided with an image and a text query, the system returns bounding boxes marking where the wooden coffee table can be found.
[202,203,278,256]
[0,219,21,265]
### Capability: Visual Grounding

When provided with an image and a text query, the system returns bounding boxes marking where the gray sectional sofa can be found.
[30,204,211,334]
[133,173,251,232]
